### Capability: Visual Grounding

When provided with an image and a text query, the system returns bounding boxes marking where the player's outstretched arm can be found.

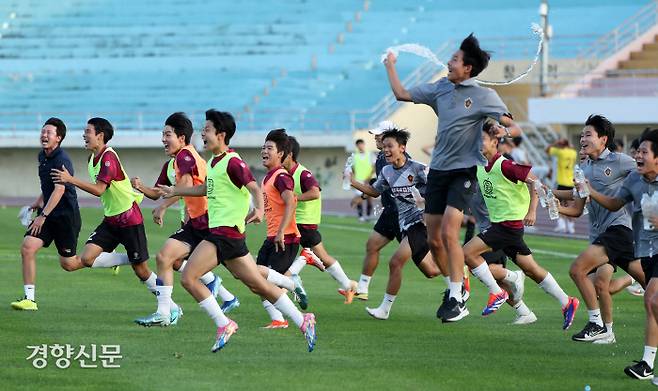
[350,176,380,198]
[158,183,206,198]
[588,183,625,211]
[131,176,162,200]
[297,186,320,202]
[558,197,586,218]
[384,52,412,102]
[51,165,107,197]
[245,181,264,225]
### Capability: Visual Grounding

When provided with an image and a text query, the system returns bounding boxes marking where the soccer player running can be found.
[159,110,316,352]
[586,129,658,382]
[131,112,238,327]
[51,118,161,313]
[385,33,523,322]
[463,123,579,327]
[11,118,86,311]
[555,115,645,344]
[283,136,358,303]
[349,128,443,320]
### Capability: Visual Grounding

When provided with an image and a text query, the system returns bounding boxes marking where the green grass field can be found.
[0,206,648,390]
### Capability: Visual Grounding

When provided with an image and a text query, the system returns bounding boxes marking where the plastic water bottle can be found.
[534,180,548,208]
[574,165,589,198]
[342,154,354,191]
[546,189,559,220]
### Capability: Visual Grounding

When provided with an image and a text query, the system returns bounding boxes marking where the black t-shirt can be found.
[375,151,412,210]
[38,147,79,217]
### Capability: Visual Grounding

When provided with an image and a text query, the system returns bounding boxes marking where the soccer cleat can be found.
[205,275,220,298]
[212,319,238,352]
[300,313,317,352]
[436,289,450,319]
[338,288,368,301]
[262,320,289,329]
[509,270,525,302]
[482,290,509,316]
[134,312,171,327]
[571,322,607,342]
[562,297,580,330]
[301,248,325,272]
[365,306,389,320]
[592,331,616,345]
[112,266,120,276]
[291,274,309,310]
[10,297,38,311]
[170,306,183,325]
[441,297,469,323]
[624,360,653,380]
[626,282,645,297]
[511,311,537,325]
[221,297,240,314]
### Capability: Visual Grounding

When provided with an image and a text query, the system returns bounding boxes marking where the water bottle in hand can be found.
[547,189,559,220]
[342,154,354,191]
[574,165,589,198]
[534,180,548,208]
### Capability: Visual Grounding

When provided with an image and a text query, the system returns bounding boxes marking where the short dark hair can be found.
[165,112,193,145]
[288,135,300,162]
[640,129,658,157]
[355,139,365,145]
[205,109,236,145]
[482,120,496,137]
[460,33,490,78]
[44,117,66,143]
[381,129,410,146]
[631,137,641,151]
[87,117,114,143]
[512,136,523,147]
[265,128,290,161]
[585,114,615,148]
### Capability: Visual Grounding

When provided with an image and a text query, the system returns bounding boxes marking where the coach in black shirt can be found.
[11,118,85,311]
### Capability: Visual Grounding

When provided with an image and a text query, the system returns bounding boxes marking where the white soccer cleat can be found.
[511,311,537,325]
[365,306,389,320]
[509,270,525,302]
[592,331,616,345]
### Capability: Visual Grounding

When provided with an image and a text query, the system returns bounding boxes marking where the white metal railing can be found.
[578,0,658,61]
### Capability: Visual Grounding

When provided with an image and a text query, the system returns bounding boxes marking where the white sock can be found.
[357,274,371,293]
[513,300,531,316]
[273,294,304,328]
[262,300,285,322]
[587,309,603,327]
[177,260,187,272]
[24,284,35,301]
[200,272,215,285]
[142,272,158,294]
[503,270,518,284]
[644,346,657,368]
[380,293,396,313]
[471,263,503,294]
[538,273,569,307]
[267,269,295,291]
[326,261,351,290]
[449,281,462,301]
[156,285,173,317]
[605,322,613,333]
[91,252,130,268]
[217,285,235,302]
[289,256,307,275]
[199,295,228,327]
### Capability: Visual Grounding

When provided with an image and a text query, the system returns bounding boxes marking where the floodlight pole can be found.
[539,0,550,97]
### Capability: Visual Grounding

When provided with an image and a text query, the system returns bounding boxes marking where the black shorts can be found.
[170,221,209,251]
[425,167,476,215]
[557,185,574,191]
[25,212,81,257]
[641,254,658,281]
[298,225,322,248]
[592,225,635,273]
[477,223,531,259]
[87,221,149,264]
[482,249,509,268]
[204,234,249,265]
[256,239,300,274]
[373,207,402,242]
[403,222,430,265]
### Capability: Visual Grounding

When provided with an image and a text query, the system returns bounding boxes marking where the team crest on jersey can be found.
[407,175,414,183]
[464,97,473,109]
[105,161,111,167]
[604,167,612,176]
[184,156,191,161]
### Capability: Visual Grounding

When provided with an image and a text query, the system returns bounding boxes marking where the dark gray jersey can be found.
[373,158,427,231]
[617,171,658,257]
